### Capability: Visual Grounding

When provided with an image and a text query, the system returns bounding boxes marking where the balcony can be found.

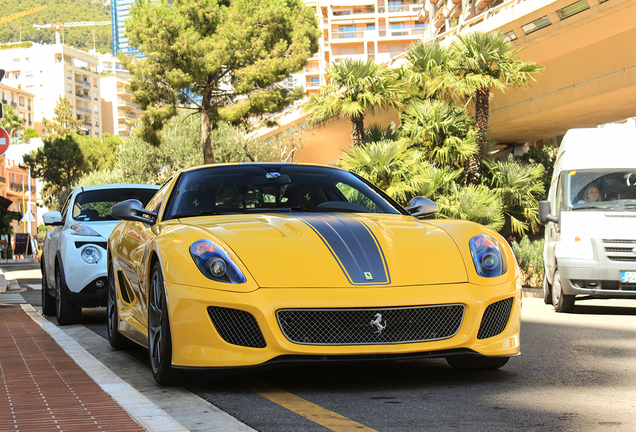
[331,24,426,42]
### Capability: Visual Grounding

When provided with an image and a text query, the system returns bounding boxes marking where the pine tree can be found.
[122,0,320,164]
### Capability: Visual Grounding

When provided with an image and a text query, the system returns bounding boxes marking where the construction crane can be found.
[0,5,48,24]
[33,21,112,45]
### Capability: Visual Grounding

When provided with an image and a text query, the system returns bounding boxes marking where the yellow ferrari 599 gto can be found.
[108,163,521,385]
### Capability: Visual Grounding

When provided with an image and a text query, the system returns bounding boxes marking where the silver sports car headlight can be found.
[189,239,246,284]
[70,223,101,236]
[80,246,101,264]
[469,234,507,278]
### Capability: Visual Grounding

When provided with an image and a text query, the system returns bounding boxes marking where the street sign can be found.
[0,69,4,119]
[20,210,35,223]
[0,127,9,156]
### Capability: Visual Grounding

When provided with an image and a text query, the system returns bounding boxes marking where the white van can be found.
[539,126,636,312]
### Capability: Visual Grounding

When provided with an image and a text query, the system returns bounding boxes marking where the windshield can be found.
[165,165,404,219]
[73,187,158,221]
[566,169,636,210]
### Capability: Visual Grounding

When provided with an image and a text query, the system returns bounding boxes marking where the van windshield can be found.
[566,169,636,210]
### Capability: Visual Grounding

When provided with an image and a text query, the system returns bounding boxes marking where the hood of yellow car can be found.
[184,213,468,288]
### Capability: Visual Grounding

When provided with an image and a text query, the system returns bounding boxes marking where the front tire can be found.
[148,262,180,385]
[543,274,553,305]
[55,264,81,325]
[446,355,510,371]
[551,269,575,313]
[107,263,133,349]
[41,261,56,316]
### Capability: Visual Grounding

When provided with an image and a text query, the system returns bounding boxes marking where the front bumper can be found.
[558,258,636,299]
[60,240,108,307]
[165,279,521,368]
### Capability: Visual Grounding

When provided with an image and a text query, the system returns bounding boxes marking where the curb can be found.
[22,304,189,432]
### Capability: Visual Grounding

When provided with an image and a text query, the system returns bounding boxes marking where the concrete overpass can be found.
[259,0,636,163]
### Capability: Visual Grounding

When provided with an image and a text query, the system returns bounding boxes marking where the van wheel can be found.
[543,274,553,305]
[552,270,575,313]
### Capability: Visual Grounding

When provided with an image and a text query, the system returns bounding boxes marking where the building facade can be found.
[0,42,103,138]
[300,0,426,94]
[111,0,143,57]
[0,83,36,138]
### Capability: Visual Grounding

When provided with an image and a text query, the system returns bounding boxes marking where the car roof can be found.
[76,183,160,193]
[180,162,337,174]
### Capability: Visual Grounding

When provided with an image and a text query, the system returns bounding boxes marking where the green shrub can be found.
[512,237,544,288]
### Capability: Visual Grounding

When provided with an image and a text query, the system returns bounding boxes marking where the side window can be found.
[146,182,171,216]
[334,182,378,212]
[557,172,567,212]
[60,192,74,221]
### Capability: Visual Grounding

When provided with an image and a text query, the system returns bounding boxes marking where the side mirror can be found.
[43,211,63,226]
[538,200,558,225]
[110,199,157,225]
[405,196,438,218]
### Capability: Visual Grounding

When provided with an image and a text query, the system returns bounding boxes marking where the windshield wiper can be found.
[573,204,612,210]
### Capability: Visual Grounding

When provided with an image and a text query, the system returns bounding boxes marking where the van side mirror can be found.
[538,200,558,225]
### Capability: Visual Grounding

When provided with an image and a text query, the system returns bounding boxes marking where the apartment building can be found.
[0,83,36,138]
[111,0,143,57]
[95,52,142,137]
[300,0,426,93]
[0,42,103,138]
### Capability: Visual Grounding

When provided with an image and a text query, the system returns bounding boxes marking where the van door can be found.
[545,173,566,283]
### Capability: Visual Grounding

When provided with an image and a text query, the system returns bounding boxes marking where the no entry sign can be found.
[0,127,9,157]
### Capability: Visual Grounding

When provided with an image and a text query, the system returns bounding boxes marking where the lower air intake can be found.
[477,297,514,340]
[208,306,266,348]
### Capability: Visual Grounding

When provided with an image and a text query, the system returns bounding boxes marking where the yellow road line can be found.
[246,382,378,432]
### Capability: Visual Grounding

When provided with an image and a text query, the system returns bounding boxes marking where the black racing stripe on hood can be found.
[298,214,390,285]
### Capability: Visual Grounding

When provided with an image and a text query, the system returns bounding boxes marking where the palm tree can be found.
[485,155,545,236]
[417,165,504,231]
[451,31,542,184]
[0,106,25,138]
[404,40,461,102]
[401,99,477,170]
[305,58,404,147]
[339,140,430,205]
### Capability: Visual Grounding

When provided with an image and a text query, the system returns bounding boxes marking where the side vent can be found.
[116,270,135,304]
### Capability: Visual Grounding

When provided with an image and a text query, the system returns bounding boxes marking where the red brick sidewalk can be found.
[0,305,145,432]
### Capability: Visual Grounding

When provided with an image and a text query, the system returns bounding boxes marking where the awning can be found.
[0,195,13,213]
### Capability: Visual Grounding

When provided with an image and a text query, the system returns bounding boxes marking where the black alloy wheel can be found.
[148,261,180,386]
[55,264,81,325]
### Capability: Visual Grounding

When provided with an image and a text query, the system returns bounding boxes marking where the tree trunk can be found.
[466,88,490,185]
[350,114,365,147]
[201,108,215,165]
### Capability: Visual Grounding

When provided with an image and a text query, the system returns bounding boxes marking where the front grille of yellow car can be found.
[208,307,266,348]
[276,305,464,345]
[477,297,514,340]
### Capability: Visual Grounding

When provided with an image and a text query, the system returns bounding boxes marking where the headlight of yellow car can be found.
[469,234,507,278]
[189,239,246,284]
